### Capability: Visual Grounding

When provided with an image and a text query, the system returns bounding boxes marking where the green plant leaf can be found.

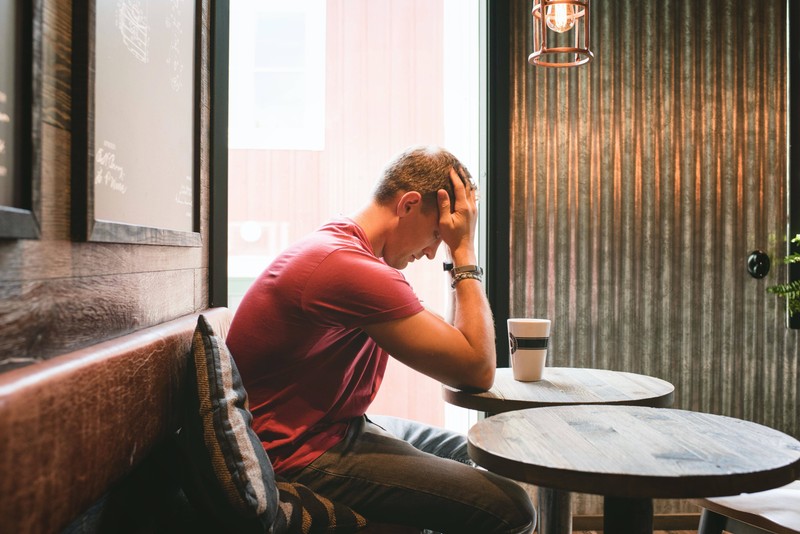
[766,236,800,313]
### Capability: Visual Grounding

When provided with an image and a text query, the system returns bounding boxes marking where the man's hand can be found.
[437,167,478,264]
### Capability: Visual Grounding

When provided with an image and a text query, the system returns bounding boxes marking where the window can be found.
[228,0,483,432]
[229,0,325,150]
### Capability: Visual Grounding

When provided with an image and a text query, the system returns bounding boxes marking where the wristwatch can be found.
[443,263,484,288]
[443,263,484,277]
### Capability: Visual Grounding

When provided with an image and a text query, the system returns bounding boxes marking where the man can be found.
[226,146,535,533]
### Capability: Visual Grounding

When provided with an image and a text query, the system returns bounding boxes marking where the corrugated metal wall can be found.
[508,0,797,443]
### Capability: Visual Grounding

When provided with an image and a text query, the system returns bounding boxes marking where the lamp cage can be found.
[529,0,593,68]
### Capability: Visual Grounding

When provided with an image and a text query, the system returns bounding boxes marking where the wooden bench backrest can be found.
[0,308,232,534]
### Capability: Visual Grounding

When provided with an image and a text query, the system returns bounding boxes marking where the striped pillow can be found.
[180,315,368,533]
[179,315,279,533]
[273,479,368,533]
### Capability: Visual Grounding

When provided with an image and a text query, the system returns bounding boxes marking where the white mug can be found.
[507,318,551,382]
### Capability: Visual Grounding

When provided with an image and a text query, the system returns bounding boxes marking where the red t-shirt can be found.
[226,218,424,474]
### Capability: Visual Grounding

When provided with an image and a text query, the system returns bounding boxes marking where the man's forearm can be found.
[452,277,497,373]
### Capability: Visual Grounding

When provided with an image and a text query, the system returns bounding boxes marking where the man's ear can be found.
[396,191,422,217]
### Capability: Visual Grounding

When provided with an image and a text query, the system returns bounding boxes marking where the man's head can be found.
[373,146,473,213]
[370,146,475,270]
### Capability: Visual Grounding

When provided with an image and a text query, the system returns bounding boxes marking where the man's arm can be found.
[363,169,496,391]
[363,294,495,392]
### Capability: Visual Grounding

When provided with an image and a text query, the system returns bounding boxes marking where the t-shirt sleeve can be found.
[301,248,424,328]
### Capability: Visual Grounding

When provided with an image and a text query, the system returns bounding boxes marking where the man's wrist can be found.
[451,264,483,276]
[444,263,484,288]
[443,263,483,274]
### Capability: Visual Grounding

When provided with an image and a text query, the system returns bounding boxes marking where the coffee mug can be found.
[507,318,551,382]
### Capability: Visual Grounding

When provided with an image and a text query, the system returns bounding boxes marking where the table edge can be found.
[467,406,800,499]
[468,441,800,499]
[443,367,676,412]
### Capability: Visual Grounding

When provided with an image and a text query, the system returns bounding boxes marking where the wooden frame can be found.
[486,0,513,366]
[210,0,229,307]
[0,0,41,240]
[788,0,799,328]
[72,0,201,246]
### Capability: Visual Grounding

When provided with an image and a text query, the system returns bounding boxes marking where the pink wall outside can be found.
[229,0,447,426]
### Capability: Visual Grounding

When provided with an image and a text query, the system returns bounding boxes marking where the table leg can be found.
[603,496,654,534]
[537,487,572,534]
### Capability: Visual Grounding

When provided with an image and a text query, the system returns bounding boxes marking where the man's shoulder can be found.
[316,247,394,280]
[271,223,392,291]
[318,218,371,246]
[307,219,383,268]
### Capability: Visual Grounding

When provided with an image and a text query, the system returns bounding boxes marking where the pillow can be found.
[273,479,368,533]
[180,315,368,533]
[179,314,279,533]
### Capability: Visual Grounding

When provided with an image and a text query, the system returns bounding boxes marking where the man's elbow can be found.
[478,364,496,391]
[461,363,495,392]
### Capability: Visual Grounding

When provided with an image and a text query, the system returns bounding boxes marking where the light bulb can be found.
[545,3,575,33]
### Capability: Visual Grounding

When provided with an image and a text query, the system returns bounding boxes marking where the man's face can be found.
[385,202,442,270]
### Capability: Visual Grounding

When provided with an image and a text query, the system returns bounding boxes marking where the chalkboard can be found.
[0,0,15,208]
[0,0,40,240]
[72,0,200,246]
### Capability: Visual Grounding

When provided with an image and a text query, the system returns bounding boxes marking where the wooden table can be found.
[443,367,675,414]
[443,367,675,533]
[468,405,800,534]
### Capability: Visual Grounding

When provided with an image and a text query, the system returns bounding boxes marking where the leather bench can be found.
[0,308,417,533]
[0,308,233,533]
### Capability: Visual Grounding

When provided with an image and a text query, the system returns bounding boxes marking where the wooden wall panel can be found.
[39,122,71,240]
[0,270,197,365]
[0,0,213,373]
[41,0,71,130]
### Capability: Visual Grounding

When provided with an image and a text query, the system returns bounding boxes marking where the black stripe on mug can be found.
[509,334,548,353]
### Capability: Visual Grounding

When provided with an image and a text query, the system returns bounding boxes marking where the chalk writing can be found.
[95,141,128,194]
[175,174,192,218]
[165,0,186,92]
[0,90,8,155]
[0,90,7,183]
[117,0,150,63]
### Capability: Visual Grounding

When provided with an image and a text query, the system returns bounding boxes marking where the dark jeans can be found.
[288,415,536,534]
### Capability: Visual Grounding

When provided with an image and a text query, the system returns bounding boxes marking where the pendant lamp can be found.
[529,0,593,68]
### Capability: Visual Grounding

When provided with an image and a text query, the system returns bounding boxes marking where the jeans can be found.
[288,415,536,534]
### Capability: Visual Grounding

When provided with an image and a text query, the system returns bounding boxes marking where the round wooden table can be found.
[443,367,675,414]
[443,366,675,533]
[468,405,800,534]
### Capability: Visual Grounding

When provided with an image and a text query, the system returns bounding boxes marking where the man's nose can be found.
[423,239,442,260]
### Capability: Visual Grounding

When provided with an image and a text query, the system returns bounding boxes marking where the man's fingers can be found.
[438,189,452,218]
[450,168,466,196]
[441,166,477,226]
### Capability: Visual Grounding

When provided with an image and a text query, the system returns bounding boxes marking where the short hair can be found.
[373,146,473,211]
